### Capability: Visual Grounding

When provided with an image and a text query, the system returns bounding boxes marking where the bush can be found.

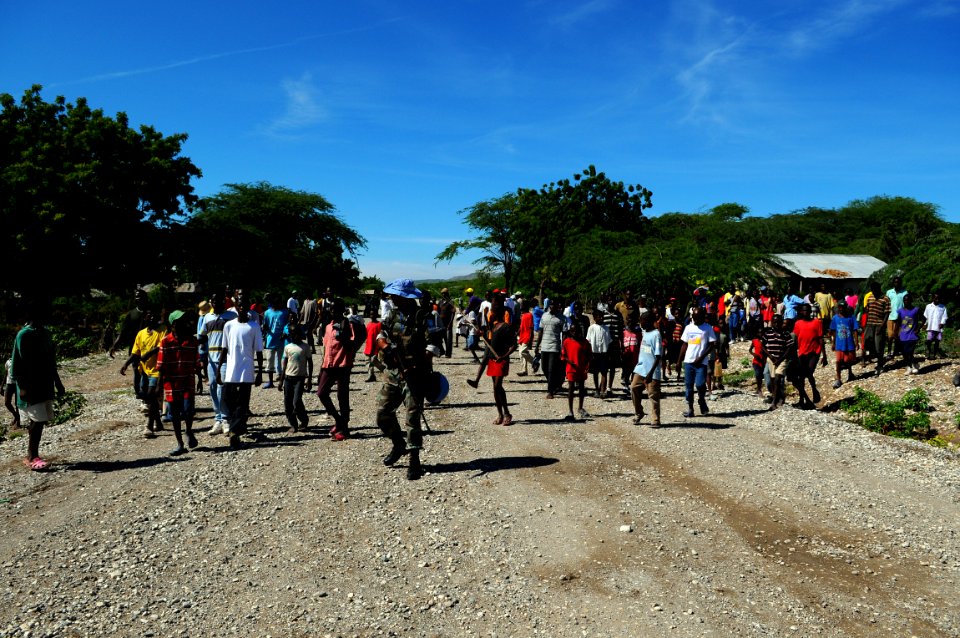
[53,390,86,425]
[49,326,99,361]
[841,387,932,439]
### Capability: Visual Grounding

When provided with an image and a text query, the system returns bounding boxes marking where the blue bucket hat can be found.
[383,278,422,299]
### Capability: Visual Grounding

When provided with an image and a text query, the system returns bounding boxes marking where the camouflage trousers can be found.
[375,372,423,451]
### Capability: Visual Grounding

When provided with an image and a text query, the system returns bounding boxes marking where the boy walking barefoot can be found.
[561,322,591,421]
[157,310,203,456]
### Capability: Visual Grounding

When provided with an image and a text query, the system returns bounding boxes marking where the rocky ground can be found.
[0,339,958,637]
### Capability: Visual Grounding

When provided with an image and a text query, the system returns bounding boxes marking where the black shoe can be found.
[383,445,407,466]
[698,400,710,415]
[683,406,695,418]
[466,379,479,389]
[406,452,424,480]
[811,389,821,404]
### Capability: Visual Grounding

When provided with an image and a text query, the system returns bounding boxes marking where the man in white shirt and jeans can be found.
[677,308,716,418]
[215,302,264,449]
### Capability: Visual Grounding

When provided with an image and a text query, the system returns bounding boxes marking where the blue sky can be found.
[3,0,958,282]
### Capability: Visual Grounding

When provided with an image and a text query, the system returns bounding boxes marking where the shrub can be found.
[841,387,932,439]
[53,390,86,426]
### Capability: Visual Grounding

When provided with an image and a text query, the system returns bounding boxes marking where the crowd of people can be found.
[4,276,951,479]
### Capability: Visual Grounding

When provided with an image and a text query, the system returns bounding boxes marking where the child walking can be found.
[277,324,310,433]
[829,301,859,388]
[156,310,203,456]
[923,293,948,360]
[898,294,923,374]
[561,321,591,421]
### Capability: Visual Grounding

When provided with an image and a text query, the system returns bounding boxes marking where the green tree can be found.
[512,165,653,296]
[435,193,519,292]
[181,182,366,297]
[0,86,201,297]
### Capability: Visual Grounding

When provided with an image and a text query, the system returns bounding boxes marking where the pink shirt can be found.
[322,322,355,368]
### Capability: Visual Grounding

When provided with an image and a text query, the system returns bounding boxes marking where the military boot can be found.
[406,450,424,481]
[382,437,407,466]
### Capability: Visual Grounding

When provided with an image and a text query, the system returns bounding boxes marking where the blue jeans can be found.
[683,362,708,404]
[207,360,225,421]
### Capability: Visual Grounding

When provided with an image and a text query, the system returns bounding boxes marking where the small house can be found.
[764,254,888,293]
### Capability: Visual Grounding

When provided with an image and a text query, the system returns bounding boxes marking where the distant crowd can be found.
[4,276,950,479]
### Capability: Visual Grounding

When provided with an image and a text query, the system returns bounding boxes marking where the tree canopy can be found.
[0,86,201,297]
[180,182,366,297]
[435,193,519,292]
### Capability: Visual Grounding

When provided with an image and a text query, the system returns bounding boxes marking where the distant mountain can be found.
[418,271,499,284]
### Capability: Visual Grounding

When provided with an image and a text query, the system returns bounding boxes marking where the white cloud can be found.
[548,0,617,28]
[267,72,326,134]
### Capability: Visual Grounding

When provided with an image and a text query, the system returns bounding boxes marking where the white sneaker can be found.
[209,421,223,435]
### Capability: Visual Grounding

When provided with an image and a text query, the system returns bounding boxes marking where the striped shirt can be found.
[201,310,237,364]
[865,296,891,326]
[761,327,790,363]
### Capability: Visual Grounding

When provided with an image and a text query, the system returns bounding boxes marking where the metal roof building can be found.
[764,253,888,292]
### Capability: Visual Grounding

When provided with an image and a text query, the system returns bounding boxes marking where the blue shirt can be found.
[783,295,804,320]
[263,307,289,350]
[830,315,858,352]
[531,306,544,332]
[633,329,663,380]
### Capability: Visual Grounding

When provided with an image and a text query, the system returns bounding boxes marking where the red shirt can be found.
[518,312,534,345]
[157,333,200,399]
[561,336,591,378]
[621,328,639,368]
[751,338,763,366]
[793,319,823,356]
[364,321,382,357]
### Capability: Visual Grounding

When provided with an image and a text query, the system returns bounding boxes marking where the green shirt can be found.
[11,324,59,408]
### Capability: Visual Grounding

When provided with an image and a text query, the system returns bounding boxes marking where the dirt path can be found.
[0,345,957,637]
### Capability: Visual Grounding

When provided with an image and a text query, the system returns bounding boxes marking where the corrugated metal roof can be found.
[770,254,887,279]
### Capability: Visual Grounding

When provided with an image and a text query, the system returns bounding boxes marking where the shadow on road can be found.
[427,455,559,477]
[64,456,191,472]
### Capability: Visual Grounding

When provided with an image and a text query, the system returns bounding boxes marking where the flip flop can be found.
[492,415,503,425]
[29,458,48,471]
[502,414,513,426]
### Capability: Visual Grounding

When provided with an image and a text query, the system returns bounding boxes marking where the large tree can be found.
[180,182,366,297]
[435,193,519,292]
[0,86,201,297]
[512,165,653,296]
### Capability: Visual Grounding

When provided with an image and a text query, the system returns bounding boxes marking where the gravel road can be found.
[1,342,958,637]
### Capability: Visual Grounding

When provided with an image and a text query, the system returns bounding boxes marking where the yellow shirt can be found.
[814,292,834,318]
[132,327,166,377]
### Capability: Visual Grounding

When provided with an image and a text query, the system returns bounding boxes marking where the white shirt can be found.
[222,319,263,383]
[585,323,611,353]
[680,322,716,363]
[379,298,394,321]
[924,303,948,331]
[479,300,492,327]
[287,296,299,316]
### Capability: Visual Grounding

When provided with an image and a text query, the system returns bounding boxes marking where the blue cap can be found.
[383,278,422,299]
[543,297,552,309]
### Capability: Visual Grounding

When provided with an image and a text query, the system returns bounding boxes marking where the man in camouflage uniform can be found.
[376,278,432,480]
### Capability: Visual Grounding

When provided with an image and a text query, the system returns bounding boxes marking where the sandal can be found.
[502,414,513,426]
[29,458,49,471]
[492,415,504,425]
